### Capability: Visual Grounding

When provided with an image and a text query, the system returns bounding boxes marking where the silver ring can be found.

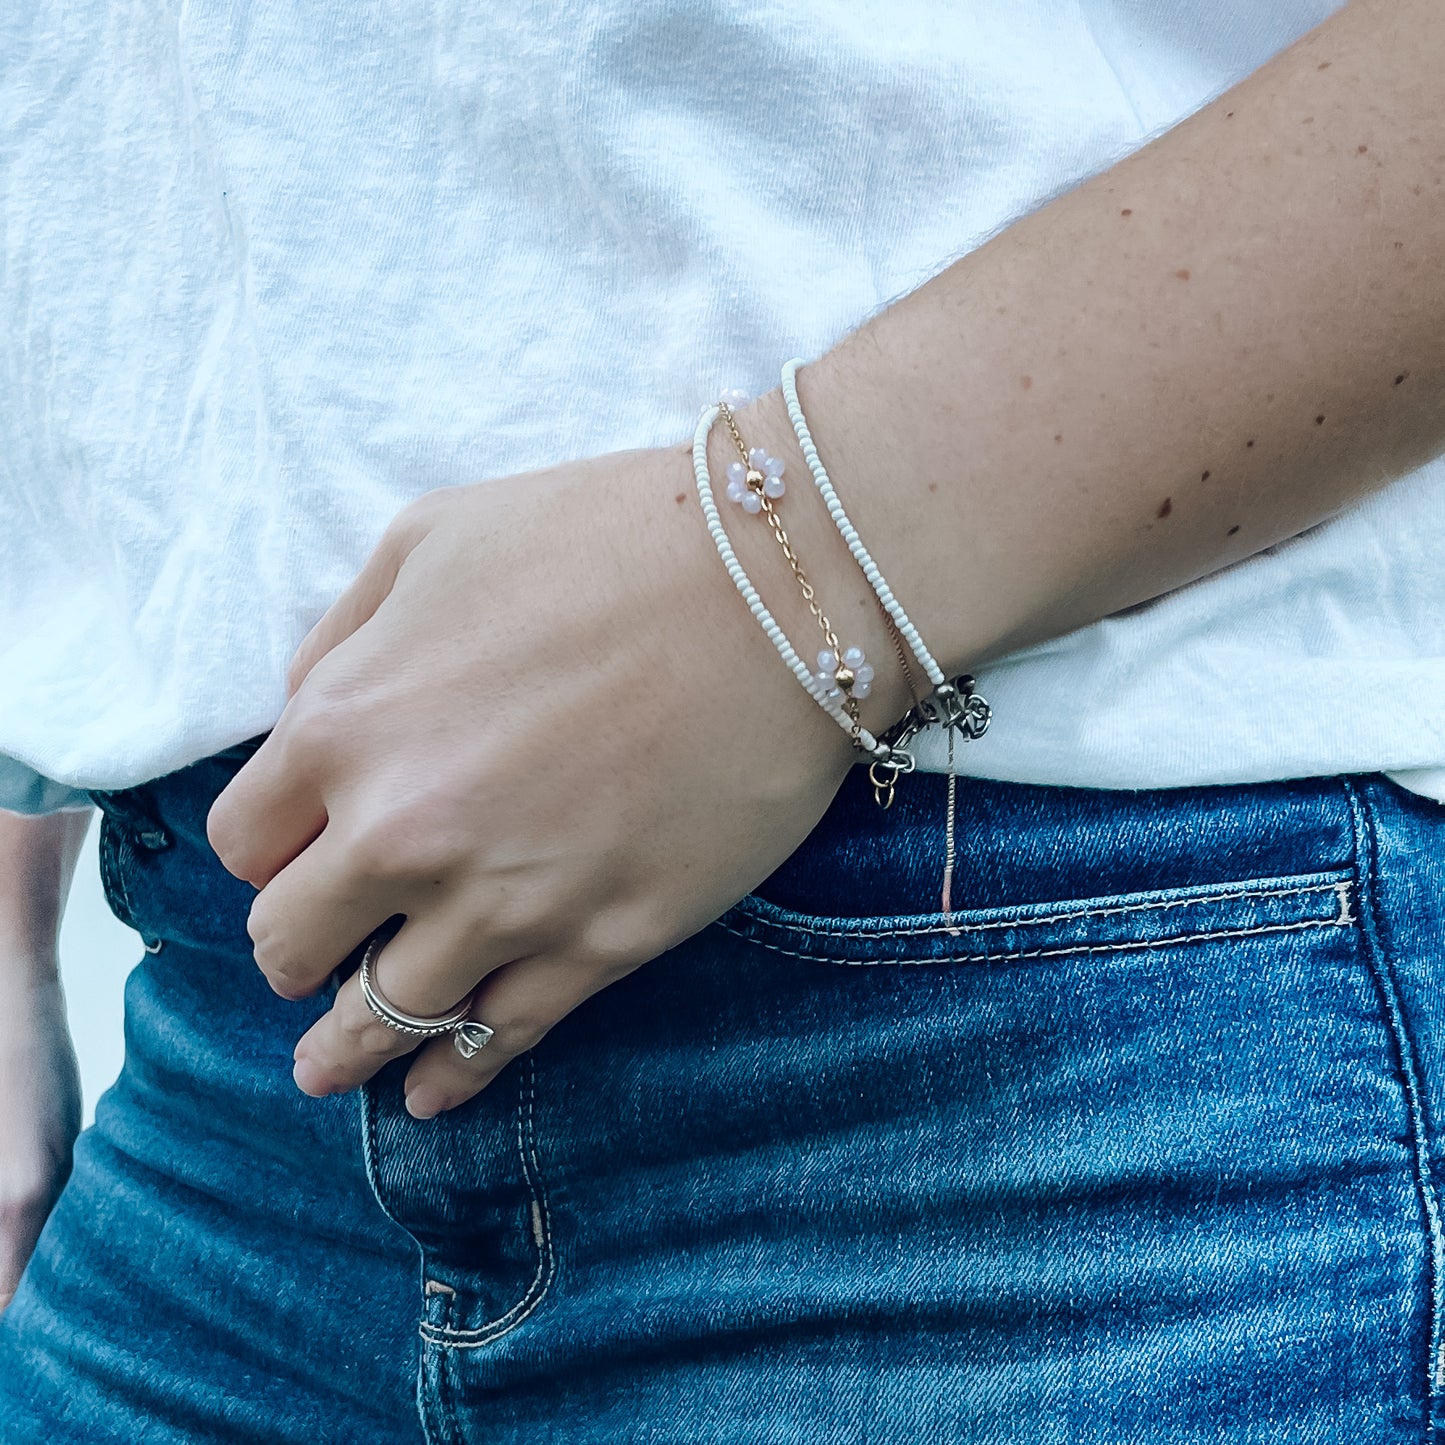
[357,936,495,1059]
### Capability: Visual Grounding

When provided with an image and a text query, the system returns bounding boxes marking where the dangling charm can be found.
[452,1019,495,1059]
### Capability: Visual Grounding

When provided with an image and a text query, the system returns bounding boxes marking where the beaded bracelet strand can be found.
[694,375,991,925]
[776,356,991,764]
[713,396,885,743]
[780,358,944,688]
[690,402,895,762]
[776,359,994,922]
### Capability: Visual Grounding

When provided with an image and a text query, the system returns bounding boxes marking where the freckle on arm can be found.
[1157,497,1173,518]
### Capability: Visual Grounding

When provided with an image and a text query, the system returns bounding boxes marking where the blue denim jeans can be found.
[2,739,1444,1443]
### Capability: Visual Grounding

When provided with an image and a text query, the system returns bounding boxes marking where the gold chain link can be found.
[718,402,859,742]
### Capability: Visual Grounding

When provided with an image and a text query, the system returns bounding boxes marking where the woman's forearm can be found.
[0,809,91,981]
[721,0,1445,724]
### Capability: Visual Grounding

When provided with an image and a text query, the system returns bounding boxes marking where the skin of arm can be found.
[0,807,89,1309]
[721,0,1445,725]
[208,0,1445,1118]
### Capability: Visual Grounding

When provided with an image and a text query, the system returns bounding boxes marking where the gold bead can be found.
[746,469,764,489]
[834,665,856,690]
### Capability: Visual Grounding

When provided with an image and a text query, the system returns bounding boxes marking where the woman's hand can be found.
[0,974,81,1311]
[206,435,900,1119]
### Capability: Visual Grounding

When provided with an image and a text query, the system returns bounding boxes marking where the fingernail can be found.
[405,1091,440,1121]
[293,1057,330,1096]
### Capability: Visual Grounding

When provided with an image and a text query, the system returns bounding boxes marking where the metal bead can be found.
[834,664,856,690]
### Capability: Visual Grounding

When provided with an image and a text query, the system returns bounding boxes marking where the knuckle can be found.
[263,962,321,998]
[579,909,658,979]
[245,893,281,950]
[492,1013,551,1056]
[281,687,346,757]
[483,887,555,951]
[346,804,453,882]
[583,933,645,982]
[204,794,248,877]
[354,1017,410,1059]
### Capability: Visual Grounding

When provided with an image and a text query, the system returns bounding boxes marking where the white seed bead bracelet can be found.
[695,368,995,927]
[780,357,946,690]
[691,402,893,761]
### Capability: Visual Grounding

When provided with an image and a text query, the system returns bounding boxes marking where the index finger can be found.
[206,708,328,889]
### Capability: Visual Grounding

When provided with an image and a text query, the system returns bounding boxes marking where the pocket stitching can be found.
[96,813,139,929]
[713,893,1353,968]
[419,1051,556,1349]
[729,875,1348,941]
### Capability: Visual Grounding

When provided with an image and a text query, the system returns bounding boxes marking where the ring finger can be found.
[291,910,512,1096]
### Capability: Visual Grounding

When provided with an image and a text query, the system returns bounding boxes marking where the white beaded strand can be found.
[780,356,947,689]
[692,402,890,759]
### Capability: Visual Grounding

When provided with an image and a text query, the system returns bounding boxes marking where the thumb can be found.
[285,496,440,699]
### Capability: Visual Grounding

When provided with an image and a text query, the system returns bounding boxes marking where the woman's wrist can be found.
[702,386,920,738]
[0,809,91,978]
[0,951,63,992]
[726,0,1445,687]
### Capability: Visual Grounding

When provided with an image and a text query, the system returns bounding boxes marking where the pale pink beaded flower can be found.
[724,447,786,514]
[813,645,875,702]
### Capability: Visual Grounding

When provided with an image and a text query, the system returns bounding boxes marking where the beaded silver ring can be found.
[357,935,495,1059]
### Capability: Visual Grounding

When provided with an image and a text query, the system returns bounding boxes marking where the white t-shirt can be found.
[2,0,1441,813]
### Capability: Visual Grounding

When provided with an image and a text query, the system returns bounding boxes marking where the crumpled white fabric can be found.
[3,0,1439,813]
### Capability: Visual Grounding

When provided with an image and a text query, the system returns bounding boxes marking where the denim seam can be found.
[419,1291,464,1445]
[713,905,1352,968]
[436,1350,464,1445]
[359,1085,451,1445]
[418,1052,556,1349]
[359,1084,411,1239]
[418,1347,451,1445]
[1344,779,1445,1441]
[729,876,1347,940]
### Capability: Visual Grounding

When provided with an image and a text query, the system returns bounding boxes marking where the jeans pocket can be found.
[717,866,1358,968]
[360,1052,556,1350]
[700,858,1429,1439]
